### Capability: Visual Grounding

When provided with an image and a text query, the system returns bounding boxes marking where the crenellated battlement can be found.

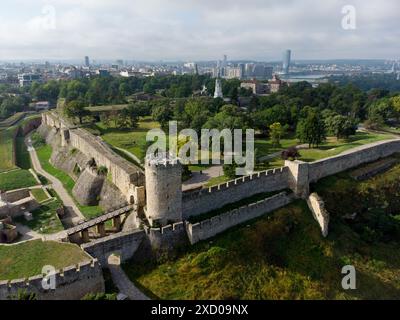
[0,259,104,300]
[182,166,290,218]
[186,192,294,244]
[183,167,288,199]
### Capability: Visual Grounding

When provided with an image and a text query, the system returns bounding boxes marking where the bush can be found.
[82,293,117,300]
[31,132,46,148]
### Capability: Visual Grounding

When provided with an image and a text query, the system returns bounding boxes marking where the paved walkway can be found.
[14,223,42,241]
[25,136,85,225]
[107,255,150,300]
[182,165,223,191]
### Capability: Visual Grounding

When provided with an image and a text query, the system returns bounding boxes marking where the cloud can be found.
[0,0,399,60]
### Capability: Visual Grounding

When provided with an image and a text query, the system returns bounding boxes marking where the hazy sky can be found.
[0,0,399,61]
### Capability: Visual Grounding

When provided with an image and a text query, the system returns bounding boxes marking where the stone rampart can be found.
[306,193,329,237]
[182,167,289,219]
[41,112,145,203]
[81,229,145,265]
[308,139,400,183]
[144,221,188,251]
[0,259,104,300]
[186,192,295,244]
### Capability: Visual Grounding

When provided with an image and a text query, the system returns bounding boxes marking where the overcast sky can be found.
[0,0,399,61]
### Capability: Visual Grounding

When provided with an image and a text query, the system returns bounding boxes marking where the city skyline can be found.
[0,0,399,61]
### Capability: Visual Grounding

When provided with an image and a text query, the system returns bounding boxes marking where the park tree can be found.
[64,99,90,124]
[364,111,385,130]
[117,108,130,129]
[204,104,247,131]
[223,163,238,179]
[390,95,400,119]
[181,99,210,133]
[269,122,286,147]
[152,105,173,130]
[296,112,326,148]
[124,104,144,129]
[325,115,357,140]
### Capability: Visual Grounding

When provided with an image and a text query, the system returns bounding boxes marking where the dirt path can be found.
[107,255,150,300]
[26,136,85,225]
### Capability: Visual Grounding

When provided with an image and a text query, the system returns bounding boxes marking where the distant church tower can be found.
[144,153,182,226]
[214,78,223,99]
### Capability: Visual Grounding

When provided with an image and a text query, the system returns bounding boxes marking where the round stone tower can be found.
[145,153,182,226]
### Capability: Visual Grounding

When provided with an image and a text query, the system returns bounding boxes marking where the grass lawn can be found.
[255,135,299,159]
[15,198,64,234]
[0,240,90,280]
[35,145,103,219]
[85,104,128,112]
[299,132,393,162]
[204,175,231,187]
[96,117,161,162]
[124,195,400,299]
[0,169,37,191]
[0,127,17,172]
[30,188,50,203]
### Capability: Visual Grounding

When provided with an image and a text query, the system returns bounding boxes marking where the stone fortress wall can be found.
[41,112,145,204]
[186,192,295,244]
[82,229,146,265]
[40,112,400,247]
[183,138,400,241]
[182,167,289,219]
[0,257,104,300]
[285,139,400,198]
[308,139,400,182]
[7,112,400,300]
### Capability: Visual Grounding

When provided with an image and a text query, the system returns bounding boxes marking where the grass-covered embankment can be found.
[0,240,90,280]
[35,145,103,219]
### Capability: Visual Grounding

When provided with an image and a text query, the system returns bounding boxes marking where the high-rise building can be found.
[214,78,223,99]
[244,63,255,78]
[282,49,291,75]
[84,56,90,67]
[222,55,227,68]
[18,73,42,87]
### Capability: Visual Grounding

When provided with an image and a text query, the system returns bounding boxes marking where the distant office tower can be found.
[214,78,223,99]
[245,63,255,78]
[251,64,273,79]
[238,63,245,79]
[282,50,291,75]
[221,55,228,77]
[84,56,90,67]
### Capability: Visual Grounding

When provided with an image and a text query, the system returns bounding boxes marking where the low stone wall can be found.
[186,192,295,244]
[0,259,104,300]
[182,167,289,219]
[2,189,30,203]
[81,229,146,265]
[0,189,40,219]
[306,193,329,237]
